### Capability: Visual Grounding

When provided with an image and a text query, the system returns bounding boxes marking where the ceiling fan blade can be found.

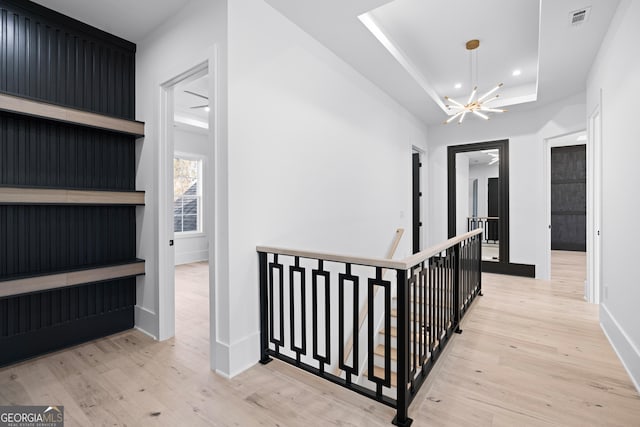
[190,105,209,109]
[184,90,208,100]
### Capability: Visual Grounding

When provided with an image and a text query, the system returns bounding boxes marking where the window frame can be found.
[173,153,205,237]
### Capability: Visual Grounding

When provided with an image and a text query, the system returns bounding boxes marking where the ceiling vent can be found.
[570,7,591,26]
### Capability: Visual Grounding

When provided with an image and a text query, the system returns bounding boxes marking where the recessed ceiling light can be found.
[512,69,521,76]
[204,106,211,112]
[454,83,462,89]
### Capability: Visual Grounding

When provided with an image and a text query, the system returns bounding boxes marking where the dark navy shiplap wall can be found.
[0,0,135,119]
[0,206,135,278]
[0,0,139,366]
[0,113,135,190]
[0,278,136,364]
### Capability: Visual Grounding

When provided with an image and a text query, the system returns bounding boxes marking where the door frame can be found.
[157,46,225,372]
[543,130,587,294]
[411,149,421,253]
[159,62,209,342]
[588,101,603,304]
[448,139,515,273]
[412,146,426,253]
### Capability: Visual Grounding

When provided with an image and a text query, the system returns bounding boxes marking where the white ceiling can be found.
[363,0,540,113]
[34,0,620,125]
[174,74,210,129]
[266,0,620,124]
[464,150,500,167]
[31,0,191,42]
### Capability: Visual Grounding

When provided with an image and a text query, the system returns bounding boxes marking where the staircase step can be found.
[381,326,429,338]
[379,325,449,349]
[383,327,397,338]
[374,344,397,360]
[374,344,433,365]
[371,366,397,388]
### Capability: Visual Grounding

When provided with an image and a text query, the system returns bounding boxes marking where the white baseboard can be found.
[135,326,157,340]
[134,305,158,340]
[214,332,261,378]
[600,304,640,393]
[213,340,231,377]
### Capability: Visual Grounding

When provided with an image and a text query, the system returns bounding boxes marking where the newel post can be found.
[258,252,272,365]
[478,233,483,296]
[392,268,413,426]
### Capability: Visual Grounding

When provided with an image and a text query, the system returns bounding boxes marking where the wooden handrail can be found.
[256,228,483,271]
[401,229,483,268]
[0,92,145,137]
[255,245,406,269]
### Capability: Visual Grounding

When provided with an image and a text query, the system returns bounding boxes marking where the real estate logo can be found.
[0,406,64,427]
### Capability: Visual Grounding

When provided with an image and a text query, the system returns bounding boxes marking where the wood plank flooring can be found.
[1,253,638,426]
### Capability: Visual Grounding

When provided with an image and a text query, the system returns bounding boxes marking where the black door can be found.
[412,152,421,254]
[551,145,587,251]
[487,177,499,242]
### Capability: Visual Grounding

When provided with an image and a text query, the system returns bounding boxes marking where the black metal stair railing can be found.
[257,228,483,426]
[468,216,499,244]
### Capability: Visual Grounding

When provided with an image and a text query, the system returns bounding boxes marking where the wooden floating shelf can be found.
[0,187,145,206]
[0,260,145,298]
[0,92,145,137]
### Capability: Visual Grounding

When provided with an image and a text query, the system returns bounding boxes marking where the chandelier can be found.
[444,39,505,124]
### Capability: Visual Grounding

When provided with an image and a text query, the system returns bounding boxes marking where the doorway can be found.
[545,131,587,299]
[551,145,586,251]
[159,62,215,365]
[412,151,422,254]
[173,71,211,361]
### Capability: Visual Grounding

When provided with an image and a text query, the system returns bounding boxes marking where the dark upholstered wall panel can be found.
[551,145,587,251]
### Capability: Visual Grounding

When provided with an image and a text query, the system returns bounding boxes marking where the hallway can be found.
[0,254,638,426]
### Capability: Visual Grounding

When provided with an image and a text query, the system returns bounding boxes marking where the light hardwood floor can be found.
[1,253,638,426]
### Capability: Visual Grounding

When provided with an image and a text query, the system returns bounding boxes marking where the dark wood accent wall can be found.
[0,0,143,366]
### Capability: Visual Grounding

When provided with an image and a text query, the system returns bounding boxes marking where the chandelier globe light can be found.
[444,39,506,124]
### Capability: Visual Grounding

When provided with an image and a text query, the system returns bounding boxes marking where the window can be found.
[174,156,203,234]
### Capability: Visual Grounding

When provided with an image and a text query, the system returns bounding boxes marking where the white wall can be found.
[587,0,640,391]
[469,163,499,218]
[225,0,429,376]
[174,126,210,265]
[427,92,586,279]
[135,0,428,378]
